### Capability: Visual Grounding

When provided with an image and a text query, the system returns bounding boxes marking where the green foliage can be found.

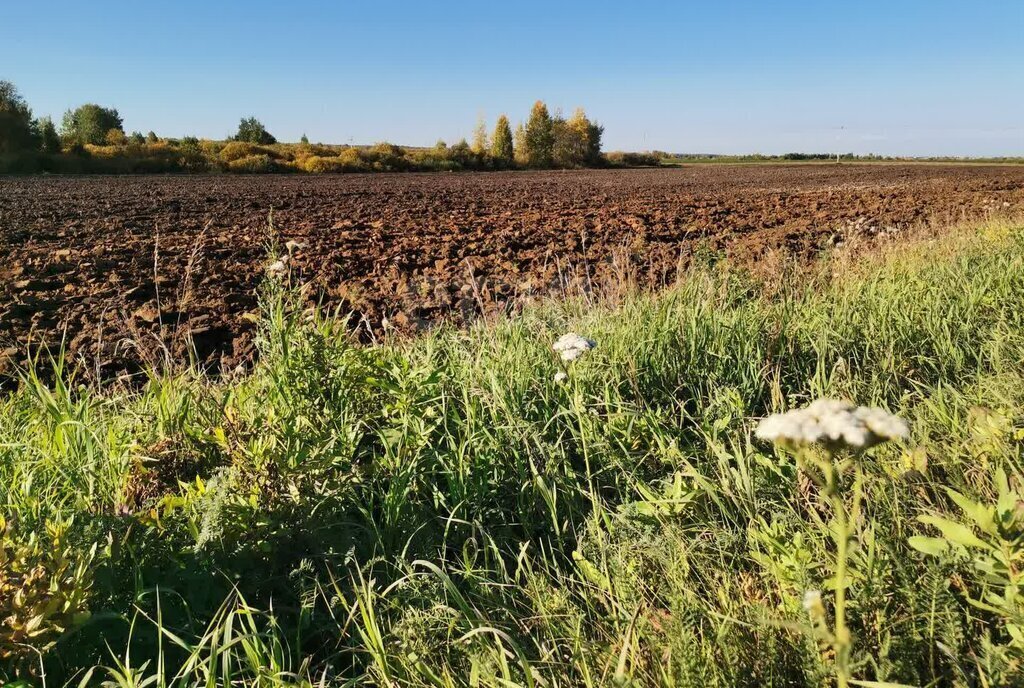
[177,135,210,172]
[60,103,123,145]
[491,114,514,167]
[0,516,99,670]
[104,128,126,146]
[471,116,489,155]
[35,116,60,154]
[0,80,37,154]
[911,466,1024,660]
[523,100,554,168]
[233,116,276,145]
[218,140,266,162]
[605,150,662,167]
[364,141,409,171]
[226,153,275,173]
[552,108,603,168]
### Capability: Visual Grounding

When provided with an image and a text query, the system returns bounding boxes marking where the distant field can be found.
[661,156,1024,166]
[1,163,1022,381]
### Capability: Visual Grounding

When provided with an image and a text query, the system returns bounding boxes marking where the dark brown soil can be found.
[2,164,1022,380]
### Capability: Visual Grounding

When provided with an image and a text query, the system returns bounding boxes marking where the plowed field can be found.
[2,164,1022,380]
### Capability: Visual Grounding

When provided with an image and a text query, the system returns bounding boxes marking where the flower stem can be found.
[826,458,852,688]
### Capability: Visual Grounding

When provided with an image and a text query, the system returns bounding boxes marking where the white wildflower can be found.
[755,398,908,452]
[552,333,596,362]
[285,240,305,254]
[554,371,568,383]
[802,589,826,621]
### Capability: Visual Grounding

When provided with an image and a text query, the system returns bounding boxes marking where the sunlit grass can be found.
[2,219,1024,686]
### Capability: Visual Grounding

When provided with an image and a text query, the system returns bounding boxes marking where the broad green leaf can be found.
[908,536,949,557]
[946,489,997,536]
[918,515,990,550]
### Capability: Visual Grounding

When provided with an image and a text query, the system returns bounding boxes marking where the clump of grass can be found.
[2,219,1024,686]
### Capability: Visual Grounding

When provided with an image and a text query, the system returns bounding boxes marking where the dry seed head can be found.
[266,256,289,278]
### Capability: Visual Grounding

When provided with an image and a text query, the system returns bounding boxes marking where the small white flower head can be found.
[285,240,305,254]
[554,371,568,383]
[755,398,909,452]
[802,589,826,622]
[552,332,597,362]
[266,256,289,278]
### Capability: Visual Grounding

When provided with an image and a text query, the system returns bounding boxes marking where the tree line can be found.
[0,80,623,174]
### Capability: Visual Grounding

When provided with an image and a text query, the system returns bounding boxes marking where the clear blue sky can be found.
[4,0,1023,156]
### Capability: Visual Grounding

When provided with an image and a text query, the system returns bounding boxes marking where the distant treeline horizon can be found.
[3,80,1021,174]
[2,79,669,174]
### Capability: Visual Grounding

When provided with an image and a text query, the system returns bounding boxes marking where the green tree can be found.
[0,80,37,153]
[129,131,146,145]
[300,133,309,144]
[584,119,604,165]
[36,116,61,154]
[61,104,123,145]
[472,116,489,155]
[177,136,208,172]
[447,138,474,166]
[234,117,276,144]
[513,122,527,166]
[146,131,159,143]
[553,108,604,168]
[523,100,554,168]
[491,115,514,167]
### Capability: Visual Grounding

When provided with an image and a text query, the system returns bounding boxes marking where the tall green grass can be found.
[2,220,1024,686]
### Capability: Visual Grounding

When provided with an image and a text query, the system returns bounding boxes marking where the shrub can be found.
[227,153,274,173]
[178,136,210,172]
[604,151,661,167]
[336,147,365,170]
[301,155,348,173]
[219,141,262,162]
[104,128,127,146]
[365,142,408,171]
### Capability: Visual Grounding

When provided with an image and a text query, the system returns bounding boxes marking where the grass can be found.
[3,218,1024,686]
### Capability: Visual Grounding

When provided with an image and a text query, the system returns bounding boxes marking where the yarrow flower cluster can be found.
[755,398,909,452]
[553,371,569,383]
[552,333,596,362]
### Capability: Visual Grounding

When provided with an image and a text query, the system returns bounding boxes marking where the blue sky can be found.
[4,0,1023,155]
